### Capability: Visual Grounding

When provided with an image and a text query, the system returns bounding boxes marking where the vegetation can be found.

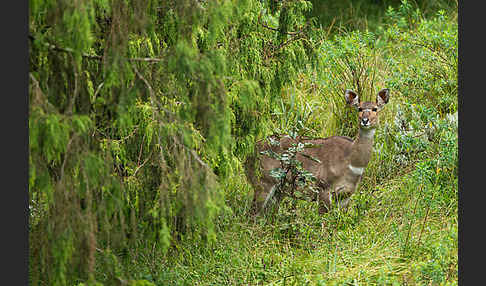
[29,0,457,285]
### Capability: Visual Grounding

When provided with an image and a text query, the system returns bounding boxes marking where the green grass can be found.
[148,163,456,285]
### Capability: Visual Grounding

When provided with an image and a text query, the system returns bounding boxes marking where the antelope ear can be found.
[376,88,390,109]
[344,89,359,109]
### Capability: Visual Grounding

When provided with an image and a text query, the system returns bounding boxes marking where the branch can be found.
[29,72,44,104]
[128,57,164,63]
[66,54,79,116]
[29,72,58,112]
[402,37,455,69]
[60,134,78,182]
[260,22,303,36]
[264,32,306,60]
[258,12,308,35]
[132,64,211,172]
[29,34,164,63]
[132,64,175,119]
[276,33,306,51]
[132,150,153,177]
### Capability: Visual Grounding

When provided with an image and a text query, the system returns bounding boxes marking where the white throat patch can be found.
[360,129,375,139]
[348,164,364,176]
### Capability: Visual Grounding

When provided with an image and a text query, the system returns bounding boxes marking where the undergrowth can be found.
[149,3,458,286]
[29,0,457,285]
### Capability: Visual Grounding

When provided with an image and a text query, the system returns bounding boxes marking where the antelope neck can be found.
[358,128,375,139]
[349,128,376,168]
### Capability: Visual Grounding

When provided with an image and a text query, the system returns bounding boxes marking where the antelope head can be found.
[345,88,390,130]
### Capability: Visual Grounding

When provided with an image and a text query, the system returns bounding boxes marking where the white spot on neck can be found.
[348,164,364,176]
[359,128,375,139]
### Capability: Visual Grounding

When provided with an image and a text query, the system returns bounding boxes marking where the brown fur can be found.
[246,89,390,215]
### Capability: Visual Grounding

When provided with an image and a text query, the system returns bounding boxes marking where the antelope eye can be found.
[372,108,377,112]
[358,107,363,112]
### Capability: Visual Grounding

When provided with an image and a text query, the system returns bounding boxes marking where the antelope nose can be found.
[362,118,369,125]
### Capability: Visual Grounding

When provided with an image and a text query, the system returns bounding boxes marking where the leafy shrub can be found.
[383,3,457,115]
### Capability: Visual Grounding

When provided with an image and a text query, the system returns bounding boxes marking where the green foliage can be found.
[307,0,457,34]
[317,29,390,138]
[257,96,325,213]
[383,4,458,115]
[30,0,323,285]
[29,0,457,285]
[260,137,320,212]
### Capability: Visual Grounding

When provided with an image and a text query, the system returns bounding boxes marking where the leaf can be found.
[268,136,280,146]
[269,168,286,179]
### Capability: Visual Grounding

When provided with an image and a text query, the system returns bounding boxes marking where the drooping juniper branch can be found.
[132,64,211,172]
[258,12,308,36]
[260,22,304,36]
[66,54,79,116]
[29,34,164,63]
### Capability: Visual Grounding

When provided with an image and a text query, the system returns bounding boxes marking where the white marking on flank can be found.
[349,164,364,176]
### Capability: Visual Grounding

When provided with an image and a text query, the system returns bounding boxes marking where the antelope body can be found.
[246,89,390,215]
